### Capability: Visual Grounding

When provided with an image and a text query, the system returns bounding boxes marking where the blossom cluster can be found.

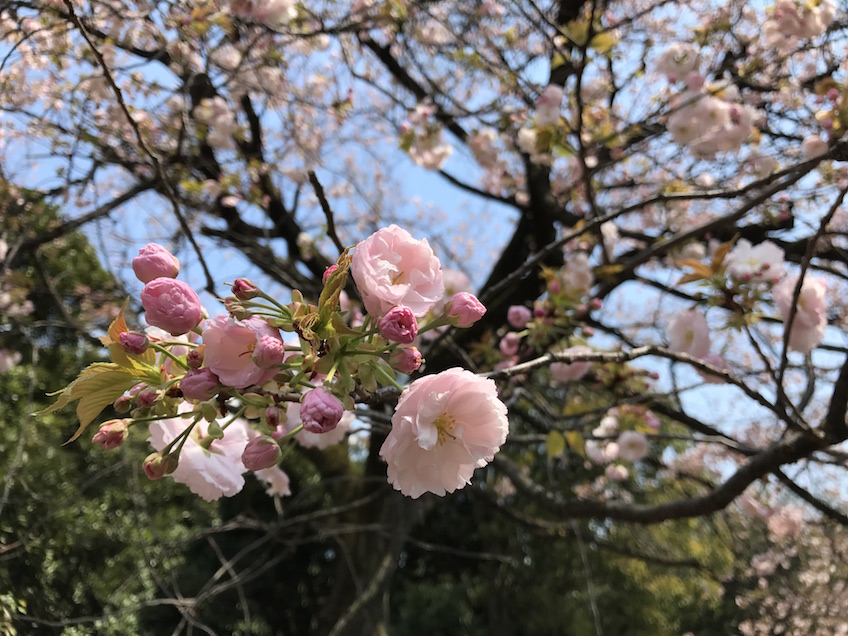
[41,226,510,502]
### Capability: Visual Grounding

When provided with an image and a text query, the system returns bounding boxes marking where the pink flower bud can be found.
[141,278,203,336]
[179,368,220,400]
[132,243,179,283]
[186,349,204,369]
[507,305,532,329]
[447,292,486,327]
[534,304,548,318]
[232,278,259,300]
[113,395,132,413]
[241,435,283,471]
[252,335,285,369]
[119,331,149,355]
[265,405,282,429]
[143,452,178,480]
[136,389,158,408]
[378,306,418,344]
[300,387,344,434]
[499,332,520,357]
[224,297,250,319]
[323,264,338,283]
[390,346,423,373]
[92,419,129,449]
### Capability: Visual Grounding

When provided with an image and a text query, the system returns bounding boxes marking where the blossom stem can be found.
[151,343,190,370]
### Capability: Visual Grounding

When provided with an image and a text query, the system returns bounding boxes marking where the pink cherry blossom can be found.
[617,431,649,462]
[725,239,786,283]
[667,309,711,358]
[499,332,520,356]
[801,135,828,158]
[202,315,283,388]
[148,415,249,501]
[380,368,509,498]
[350,225,444,318]
[132,243,179,283]
[550,346,593,382]
[254,466,292,497]
[141,278,203,336]
[773,274,828,353]
[534,84,563,126]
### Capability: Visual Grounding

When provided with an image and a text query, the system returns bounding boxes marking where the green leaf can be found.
[565,431,586,458]
[546,430,565,458]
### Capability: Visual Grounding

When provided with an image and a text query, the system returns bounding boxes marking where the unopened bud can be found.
[92,419,129,449]
[241,435,283,471]
[119,331,149,355]
[232,278,259,301]
[186,348,204,369]
[142,452,177,480]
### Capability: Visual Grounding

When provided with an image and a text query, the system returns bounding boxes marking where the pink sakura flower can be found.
[379,306,419,344]
[141,278,203,336]
[550,346,593,382]
[149,415,249,502]
[534,84,564,126]
[499,332,520,357]
[725,239,786,283]
[773,274,828,353]
[132,243,179,283]
[667,309,711,358]
[254,466,292,497]
[801,135,828,158]
[617,431,649,462]
[605,464,629,481]
[202,315,283,388]
[380,368,509,499]
[350,225,445,318]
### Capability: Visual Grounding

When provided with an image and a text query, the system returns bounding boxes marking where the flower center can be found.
[391,269,406,285]
[433,413,457,446]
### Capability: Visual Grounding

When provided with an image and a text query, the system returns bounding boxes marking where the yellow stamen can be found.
[433,413,457,446]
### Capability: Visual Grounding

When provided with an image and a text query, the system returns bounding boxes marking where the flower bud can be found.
[300,387,344,434]
[378,306,418,344]
[224,297,250,319]
[499,332,520,357]
[186,348,204,369]
[179,368,220,400]
[507,305,532,329]
[135,389,159,409]
[232,278,259,300]
[119,331,149,355]
[92,419,129,449]
[132,243,179,284]
[389,346,423,374]
[323,264,338,283]
[143,452,178,480]
[252,335,285,369]
[446,292,486,327]
[141,278,202,336]
[113,395,132,413]
[265,405,283,430]
[241,435,283,471]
